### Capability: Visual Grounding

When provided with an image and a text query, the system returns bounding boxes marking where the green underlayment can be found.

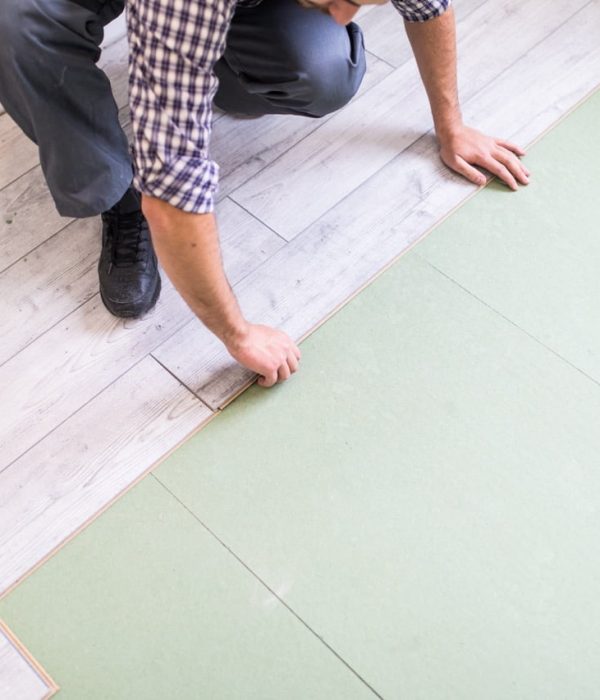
[2,89,600,699]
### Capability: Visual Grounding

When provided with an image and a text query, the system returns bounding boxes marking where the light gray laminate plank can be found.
[214,53,392,200]
[152,1,600,409]
[230,0,589,241]
[0,629,53,700]
[0,218,98,366]
[0,169,69,273]
[357,0,489,69]
[0,116,39,192]
[97,34,130,120]
[0,356,212,599]
[0,108,131,273]
[101,13,126,50]
[0,199,284,468]
[356,1,412,68]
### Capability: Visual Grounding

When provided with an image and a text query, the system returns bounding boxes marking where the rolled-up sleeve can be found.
[391,0,452,22]
[127,0,236,212]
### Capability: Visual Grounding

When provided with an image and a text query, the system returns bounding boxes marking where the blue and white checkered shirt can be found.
[127,0,451,213]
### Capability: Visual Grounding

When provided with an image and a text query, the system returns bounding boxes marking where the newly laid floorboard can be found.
[0,169,70,273]
[0,218,99,366]
[0,624,56,700]
[1,0,599,646]
[0,117,39,193]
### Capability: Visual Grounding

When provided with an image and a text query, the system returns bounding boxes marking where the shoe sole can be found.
[100,273,162,319]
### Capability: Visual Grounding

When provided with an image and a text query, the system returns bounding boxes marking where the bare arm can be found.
[404,8,530,190]
[143,196,301,387]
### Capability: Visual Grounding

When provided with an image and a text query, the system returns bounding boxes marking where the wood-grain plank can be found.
[0,116,40,192]
[0,623,56,699]
[153,1,600,409]
[357,0,489,69]
[214,53,392,200]
[0,218,98,366]
[0,356,212,599]
[0,105,131,274]
[0,199,284,468]
[230,0,590,241]
[0,170,69,273]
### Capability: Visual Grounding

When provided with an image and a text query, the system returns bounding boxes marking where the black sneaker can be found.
[98,188,161,318]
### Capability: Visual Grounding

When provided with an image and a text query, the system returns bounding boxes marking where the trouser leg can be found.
[0,0,131,217]
[214,0,367,118]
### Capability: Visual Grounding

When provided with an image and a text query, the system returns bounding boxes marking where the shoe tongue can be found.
[116,187,141,215]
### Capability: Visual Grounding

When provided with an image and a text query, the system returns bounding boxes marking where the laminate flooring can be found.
[1,0,599,643]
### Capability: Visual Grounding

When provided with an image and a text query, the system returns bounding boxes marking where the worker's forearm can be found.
[404,8,463,139]
[141,196,248,346]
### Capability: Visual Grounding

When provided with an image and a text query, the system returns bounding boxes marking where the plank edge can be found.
[0,619,60,698]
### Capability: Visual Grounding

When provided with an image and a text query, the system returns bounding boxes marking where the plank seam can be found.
[149,354,216,413]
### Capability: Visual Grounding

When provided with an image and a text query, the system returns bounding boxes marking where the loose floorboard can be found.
[2,91,600,697]
[1,0,599,664]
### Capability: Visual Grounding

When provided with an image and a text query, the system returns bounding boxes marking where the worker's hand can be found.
[226,323,302,388]
[438,124,530,191]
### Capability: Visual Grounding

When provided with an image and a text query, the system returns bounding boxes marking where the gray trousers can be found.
[0,0,366,218]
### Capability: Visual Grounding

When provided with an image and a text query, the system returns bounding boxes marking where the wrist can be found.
[434,113,464,143]
[433,106,464,141]
[221,317,251,350]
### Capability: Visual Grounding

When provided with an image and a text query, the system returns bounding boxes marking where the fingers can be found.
[259,341,302,388]
[477,154,519,191]
[258,368,278,388]
[451,155,487,187]
[286,349,300,375]
[496,139,526,157]
[494,147,530,185]
[276,348,302,383]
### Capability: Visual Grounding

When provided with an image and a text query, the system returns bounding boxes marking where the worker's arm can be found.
[127,0,300,386]
[143,196,300,387]
[404,7,530,190]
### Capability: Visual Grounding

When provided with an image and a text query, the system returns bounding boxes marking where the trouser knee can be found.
[215,0,366,118]
[0,0,131,217]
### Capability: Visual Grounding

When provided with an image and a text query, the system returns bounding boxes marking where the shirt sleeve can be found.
[126,0,237,213]
[391,0,452,22]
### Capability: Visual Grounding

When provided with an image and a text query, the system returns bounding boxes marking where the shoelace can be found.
[103,209,149,269]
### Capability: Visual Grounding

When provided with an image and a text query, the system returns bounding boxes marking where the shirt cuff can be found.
[132,150,220,214]
[395,0,452,22]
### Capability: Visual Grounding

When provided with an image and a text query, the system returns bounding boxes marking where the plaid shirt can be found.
[127,0,452,213]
